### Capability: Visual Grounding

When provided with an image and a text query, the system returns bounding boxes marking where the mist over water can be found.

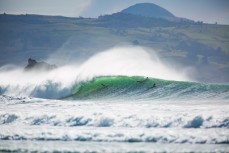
[77,46,190,81]
[0,46,190,98]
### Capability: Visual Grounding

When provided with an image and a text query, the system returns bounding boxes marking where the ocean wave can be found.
[1,113,228,129]
[0,76,228,100]
[1,141,228,153]
[0,95,42,104]
[0,126,228,144]
[0,114,18,124]
[68,76,229,100]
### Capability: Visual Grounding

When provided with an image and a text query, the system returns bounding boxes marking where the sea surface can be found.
[0,76,229,152]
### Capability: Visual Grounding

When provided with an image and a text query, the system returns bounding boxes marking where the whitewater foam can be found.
[0,99,228,144]
[1,141,228,152]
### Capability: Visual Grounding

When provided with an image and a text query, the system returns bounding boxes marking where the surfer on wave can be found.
[149,83,156,89]
[101,84,108,88]
[137,77,148,83]
[145,83,157,91]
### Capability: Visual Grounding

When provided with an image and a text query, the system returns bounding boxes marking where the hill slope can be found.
[121,3,176,20]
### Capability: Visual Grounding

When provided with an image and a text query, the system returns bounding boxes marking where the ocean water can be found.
[0,48,229,152]
[0,75,229,153]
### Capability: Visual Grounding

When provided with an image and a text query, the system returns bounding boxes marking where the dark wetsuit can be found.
[137,77,148,83]
[101,84,108,88]
[147,83,157,90]
[152,83,156,88]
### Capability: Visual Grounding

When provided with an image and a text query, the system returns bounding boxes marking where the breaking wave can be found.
[0,75,228,100]
[68,76,229,100]
[0,113,228,129]
[0,111,228,144]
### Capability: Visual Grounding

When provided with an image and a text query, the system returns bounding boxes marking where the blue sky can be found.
[0,0,229,24]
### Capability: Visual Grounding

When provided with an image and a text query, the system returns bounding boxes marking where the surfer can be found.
[101,84,108,88]
[151,83,156,88]
[146,83,157,91]
[137,77,148,83]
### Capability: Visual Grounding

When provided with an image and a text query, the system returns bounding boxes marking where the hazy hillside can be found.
[0,3,229,83]
[121,3,176,20]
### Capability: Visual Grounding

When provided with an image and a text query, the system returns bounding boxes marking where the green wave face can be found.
[69,76,229,100]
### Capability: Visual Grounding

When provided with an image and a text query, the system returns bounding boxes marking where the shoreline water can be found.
[1,140,229,152]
